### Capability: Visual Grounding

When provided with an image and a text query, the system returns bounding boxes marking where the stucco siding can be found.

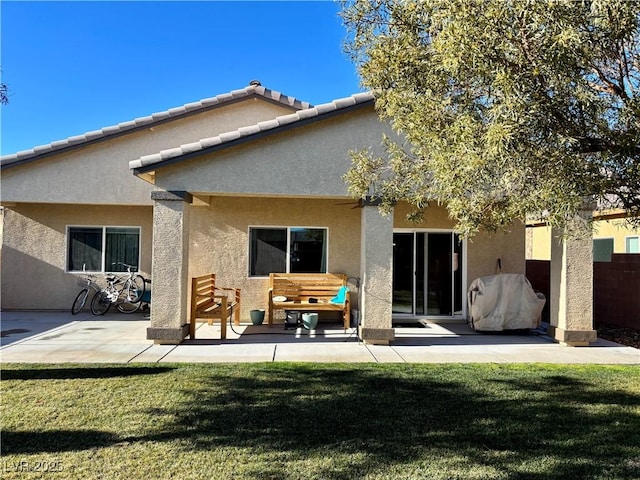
[154,107,388,197]
[1,99,297,205]
[1,143,156,205]
[1,198,524,315]
[187,196,362,320]
[527,218,640,261]
[394,202,456,230]
[394,201,526,291]
[466,224,526,284]
[595,218,640,253]
[1,204,152,310]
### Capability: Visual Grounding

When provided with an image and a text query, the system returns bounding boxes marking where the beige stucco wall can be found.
[466,225,526,281]
[1,99,298,205]
[527,217,640,261]
[186,196,362,320]
[182,198,523,322]
[593,217,640,253]
[1,204,152,310]
[1,197,524,315]
[394,201,526,289]
[526,225,552,260]
[154,106,387,198]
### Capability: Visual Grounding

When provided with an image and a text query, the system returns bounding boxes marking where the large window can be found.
[68,226,141,272]
[626,236,639,253]
[249,227,327,276]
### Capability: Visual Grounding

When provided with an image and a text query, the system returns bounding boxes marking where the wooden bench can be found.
[189,274,240,340]
[268,273,350,328]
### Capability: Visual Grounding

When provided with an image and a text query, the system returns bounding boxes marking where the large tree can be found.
[341,0,640,237]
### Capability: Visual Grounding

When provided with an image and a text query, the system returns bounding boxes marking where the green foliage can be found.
[341,0,640,237]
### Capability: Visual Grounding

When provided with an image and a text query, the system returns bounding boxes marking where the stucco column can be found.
[147,191,192,344]
[359,202,395,345]
[548,206,597,346]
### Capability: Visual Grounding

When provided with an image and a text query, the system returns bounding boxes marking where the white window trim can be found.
[625,235,640,253]
[248,225,329,278]
[66,225,142,273]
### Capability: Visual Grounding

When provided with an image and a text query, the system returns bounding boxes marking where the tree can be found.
[341,0,640,237]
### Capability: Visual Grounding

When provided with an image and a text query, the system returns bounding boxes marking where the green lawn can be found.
[1,363,639,479]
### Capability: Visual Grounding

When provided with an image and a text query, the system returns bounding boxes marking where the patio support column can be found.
[147,191,192,344]
[359,200,395,345]
[548,203,597,346]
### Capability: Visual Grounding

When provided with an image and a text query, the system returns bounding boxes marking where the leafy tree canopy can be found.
[341,0,640,237]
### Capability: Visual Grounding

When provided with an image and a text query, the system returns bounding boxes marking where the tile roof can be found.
[130,92,374,173]
[0,84,312,168]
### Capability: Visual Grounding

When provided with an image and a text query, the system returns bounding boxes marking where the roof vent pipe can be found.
[249,80,261,87]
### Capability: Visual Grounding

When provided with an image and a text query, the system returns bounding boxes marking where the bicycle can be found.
[90,263,147,315]
[71,266,102,315]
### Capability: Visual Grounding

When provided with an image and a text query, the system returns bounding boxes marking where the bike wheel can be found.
[90,290,112,315]
[116,275,145,314]
[116,299,142,314]
[71,289,90,315]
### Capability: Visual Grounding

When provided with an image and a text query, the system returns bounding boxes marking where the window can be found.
[68,226,140,272]
[249,227,327,276]
[626,236,640,253]
[593,238,614,262]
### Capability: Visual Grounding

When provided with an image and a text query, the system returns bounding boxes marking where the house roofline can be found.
[1,84,312,170]
[130,92,375,175]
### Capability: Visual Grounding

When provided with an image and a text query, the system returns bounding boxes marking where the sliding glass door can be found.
[392,231,464,318]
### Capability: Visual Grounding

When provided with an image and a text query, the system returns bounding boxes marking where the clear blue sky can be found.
[0,1,364,155]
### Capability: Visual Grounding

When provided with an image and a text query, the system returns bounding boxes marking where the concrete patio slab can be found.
[1,311,638,364]
[274,342,374,363]
[363,344,402,362]
[0,342,152,363]
[161,343,277,363]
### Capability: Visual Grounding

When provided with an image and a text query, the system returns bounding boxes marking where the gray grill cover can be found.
[468,274,545,331]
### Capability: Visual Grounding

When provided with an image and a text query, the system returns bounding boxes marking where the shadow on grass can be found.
[0,365,176,381]
[2,364,639,479]
[2,430,120,454]
[145,365,640,479]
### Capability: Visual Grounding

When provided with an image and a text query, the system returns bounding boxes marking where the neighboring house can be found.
[1,82,529,345]
[527,210,640,262]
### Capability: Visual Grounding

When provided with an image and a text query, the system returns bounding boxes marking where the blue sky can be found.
[0,1,364,155]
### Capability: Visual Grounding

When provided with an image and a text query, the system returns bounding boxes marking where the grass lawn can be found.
[1,363,639,479]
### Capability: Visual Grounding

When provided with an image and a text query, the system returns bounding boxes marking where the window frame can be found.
[248,225,329,278]
[625,235,640,254]
[66,225,142,273]
[593,237,614,262]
